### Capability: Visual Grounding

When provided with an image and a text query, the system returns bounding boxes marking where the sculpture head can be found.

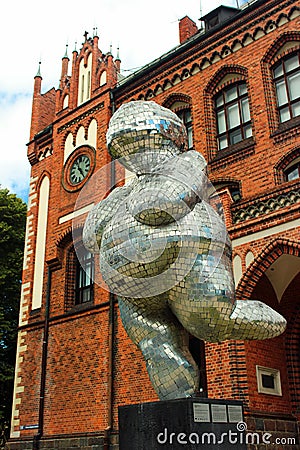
[106,100,188,174]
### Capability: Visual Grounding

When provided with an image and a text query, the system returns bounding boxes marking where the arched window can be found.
[100,71,107,86]
[284,158,300,181]
[78,53,92,105]
[176,108,193,149]
[273,50,300,123]
[214,81,252,150]
[163,95,194,150]
[63,94,69,109]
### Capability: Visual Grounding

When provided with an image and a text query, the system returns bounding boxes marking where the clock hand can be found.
[79,167,85,177]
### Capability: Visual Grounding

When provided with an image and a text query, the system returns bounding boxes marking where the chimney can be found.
[179,16,198,44]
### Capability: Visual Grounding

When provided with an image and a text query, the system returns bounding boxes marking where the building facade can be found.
[10,0,300,448]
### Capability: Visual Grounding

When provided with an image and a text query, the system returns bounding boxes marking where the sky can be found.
[0,0,240,203]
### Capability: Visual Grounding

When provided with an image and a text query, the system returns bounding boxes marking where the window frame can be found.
[284,160,300,182]
[256,365,282,396]
[273,50,300,124]
[75,249,94,305]
[214,81,253,151]
[176,108,193,150]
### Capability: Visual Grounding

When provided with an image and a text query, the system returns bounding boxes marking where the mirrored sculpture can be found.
[83,101,286,400]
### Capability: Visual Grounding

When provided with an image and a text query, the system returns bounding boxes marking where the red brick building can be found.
[10,0,300,448]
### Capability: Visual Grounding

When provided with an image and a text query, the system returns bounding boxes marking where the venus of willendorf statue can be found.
[83,101,286,400]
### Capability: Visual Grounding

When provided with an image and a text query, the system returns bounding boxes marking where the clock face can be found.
[69,154,91,185]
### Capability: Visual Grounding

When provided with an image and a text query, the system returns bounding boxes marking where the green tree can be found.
[0,188,26,439]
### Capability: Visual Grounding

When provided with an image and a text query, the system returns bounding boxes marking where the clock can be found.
[69,154,91,185]
[62,145,95,192]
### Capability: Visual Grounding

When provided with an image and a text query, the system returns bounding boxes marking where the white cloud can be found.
[0,94,31,201]
[0,0,238,200]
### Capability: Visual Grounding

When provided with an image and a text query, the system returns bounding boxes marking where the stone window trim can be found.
[204,65,254,161]
[256,365,282,396]
[261,31,300,135]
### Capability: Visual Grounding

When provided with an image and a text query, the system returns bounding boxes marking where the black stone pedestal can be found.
[119,398,247,449]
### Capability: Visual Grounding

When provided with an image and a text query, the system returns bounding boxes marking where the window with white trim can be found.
[273,51,300,123]
[215,82,252,150]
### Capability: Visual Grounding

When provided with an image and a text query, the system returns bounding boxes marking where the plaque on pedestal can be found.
[119,398,246,450]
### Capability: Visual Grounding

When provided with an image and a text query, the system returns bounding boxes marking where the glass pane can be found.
[229,129,242,145]
[273,63,283,78]
[215,94,223,107]
[241,98,250,123]
[79,268,84,288]
[227,103,240,129]
[286,166,299,181]
[82,289,91,303]
[187,128,193,149]
[225,86,237,102]
[280,106,290,122]
[218,136,227,150]
[292,101,300,118]
[285,54,299,73]
[288,72,300,101]
[244,124,253,138]
[217,110,226,133]
[238,83,247,96]
[185,110,192,123]
[275,80,288,106]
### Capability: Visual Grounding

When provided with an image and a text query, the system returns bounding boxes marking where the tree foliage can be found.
[0,188,26,434]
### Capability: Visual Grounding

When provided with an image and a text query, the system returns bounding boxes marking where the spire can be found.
[35,61,42,78]
[115,47,121,73]
[33,61,42,96]
[84,31,89,42]
[63,43,69,59]
[73,41,78,53]
[93,26,98,38]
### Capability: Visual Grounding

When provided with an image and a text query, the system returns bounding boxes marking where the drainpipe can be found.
[103,90,117,450]
[33,265,51,450]
[104,293,116,450]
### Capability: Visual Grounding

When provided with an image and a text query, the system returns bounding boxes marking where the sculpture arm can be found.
[83,182,134,253]
[127,150,208,226]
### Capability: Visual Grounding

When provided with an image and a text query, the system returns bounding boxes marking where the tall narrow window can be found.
[87,71,91,99]
[177,108,193,149]
[75,250,94,304]
[81,75,85,104]
[215,82,252,150]
[273,51,300,123]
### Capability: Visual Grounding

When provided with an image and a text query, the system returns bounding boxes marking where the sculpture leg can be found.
[118,295,199,400]
[169,252,286,342]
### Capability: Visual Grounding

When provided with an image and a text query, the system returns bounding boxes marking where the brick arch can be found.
[261,31,300,134]
[274,145,300,184]
[235,238,300,300]
[56,226,73,249]
[204,64,248,95]
[35,171,51,191]
[262,31,300,64]
[162,93,192,109]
